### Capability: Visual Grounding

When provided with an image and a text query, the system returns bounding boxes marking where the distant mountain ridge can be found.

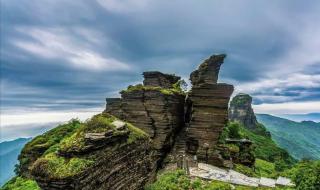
[280,113,320,122]
[0,138,31,186]
[256,114,320,160]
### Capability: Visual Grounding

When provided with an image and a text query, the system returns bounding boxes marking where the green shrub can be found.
[282,160,320,190]
[31,153,94,179]
[1,177,40,190]
[202,181,233,190]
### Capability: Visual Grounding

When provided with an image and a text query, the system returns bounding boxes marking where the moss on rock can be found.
[1,177,40,190]
[120,84,185,95]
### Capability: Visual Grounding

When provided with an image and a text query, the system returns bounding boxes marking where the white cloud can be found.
[13,27,130,71]
[253,101,320,114]
[0,108,101,127]
[234,73,320,103]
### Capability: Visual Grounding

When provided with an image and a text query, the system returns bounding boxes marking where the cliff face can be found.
[186,55,234,164]
[16,54,239,190]
[105,75,186,165]
[229,93,258,130]
[229,93,270,137]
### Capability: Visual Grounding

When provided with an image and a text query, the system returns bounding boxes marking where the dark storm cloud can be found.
[1,0,320,112]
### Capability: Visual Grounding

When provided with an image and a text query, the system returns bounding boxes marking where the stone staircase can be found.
[189,163,295,188]
[172,127,187,156]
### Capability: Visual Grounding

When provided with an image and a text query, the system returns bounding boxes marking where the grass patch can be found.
[17,119,82,174]
[31,153,94,179]
[120,84,185,95]
[126,122,148,144]
[1,177,40,190]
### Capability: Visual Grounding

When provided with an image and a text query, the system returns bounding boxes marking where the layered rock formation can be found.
[229,93,270,137]
[105,73,185,165]
[186,55,234,164]
[15,54,240,190]
[143,71,180,88]
[22,114,154,190]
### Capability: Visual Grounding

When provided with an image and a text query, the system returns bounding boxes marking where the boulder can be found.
[112,120,126,130]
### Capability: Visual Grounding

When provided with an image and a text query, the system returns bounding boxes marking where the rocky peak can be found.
[190,54,226,86]
[186,54,234,165]
[143,71,180,88]
[229,93,270,137]
[229,93,257,130]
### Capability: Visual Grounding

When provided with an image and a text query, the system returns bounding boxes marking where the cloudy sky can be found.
[1,0,320,140]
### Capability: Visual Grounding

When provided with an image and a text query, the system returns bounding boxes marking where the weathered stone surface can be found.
[229,93,258,129]
[190,54,226,86]
[229,93,271,136]
[143,71,180,88]
[105,73,186,167]
[259,177,276,187]
[34,140,155,190]
[276,177,295,187]
[112,120,126,130]
[191,163,294,188]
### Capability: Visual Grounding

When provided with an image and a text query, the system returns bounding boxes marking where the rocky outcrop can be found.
[229,93,258,130]
[105,72,186,166]
[186,54,234,165]
[190,54,226,86]
[143,71,180,88]
[33,140,154,190]
[27,114,155,190]
[229,93,270,137]
[16,54,241,190]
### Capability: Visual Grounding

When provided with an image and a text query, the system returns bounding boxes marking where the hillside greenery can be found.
[220,122,296,169]
[2,113,148,188]
[257,114,320,160]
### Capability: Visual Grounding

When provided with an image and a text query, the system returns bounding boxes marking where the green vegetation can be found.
[221,122,295,167]
[14,113,148,180]
[234,159,277,178]
[21,119,81,154]
[282,160,320,190]
[257,114,320,160]
[145,170,292,190]
[31,153,94,178]
[230,94,251,106]
[16,119,82,174]
[120,83,185,95]
[126,122,148,144]
[59,113,148,152]
[1,177,40,190]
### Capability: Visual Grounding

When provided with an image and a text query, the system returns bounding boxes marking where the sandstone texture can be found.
[186,54,234,164]
[21,114,154,190]
[16,54,245,190]
[34,140,154,190]
[143,71,180,88]
[105,72,186,165]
